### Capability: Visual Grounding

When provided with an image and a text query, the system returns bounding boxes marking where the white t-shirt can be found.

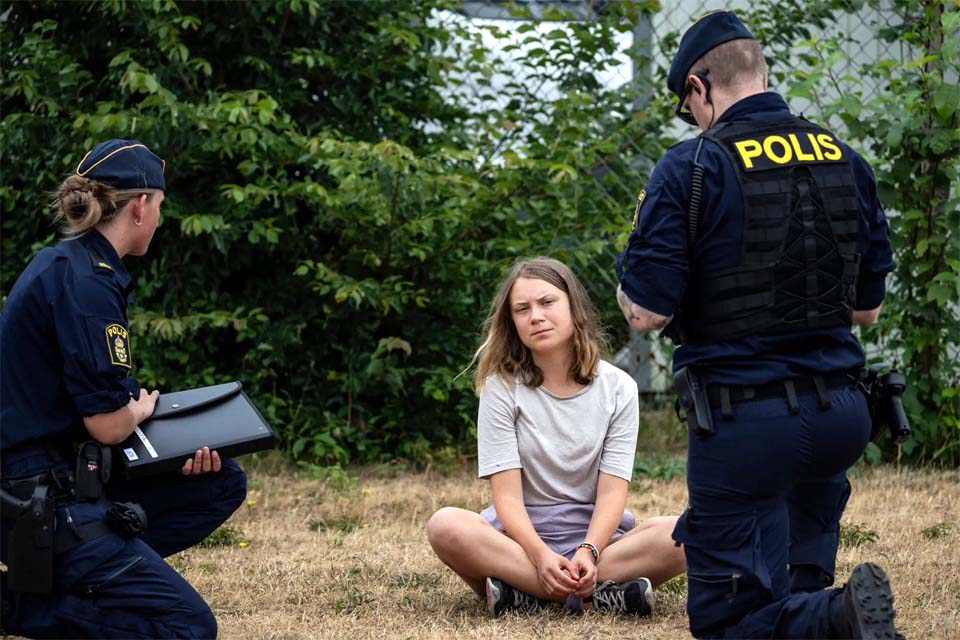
[477,360,640,505]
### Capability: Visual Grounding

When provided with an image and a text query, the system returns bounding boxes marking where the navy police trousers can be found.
[2,459,247,639]
[672,386,871,638]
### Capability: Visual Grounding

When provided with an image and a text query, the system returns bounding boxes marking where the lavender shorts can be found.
[480,503,636,560]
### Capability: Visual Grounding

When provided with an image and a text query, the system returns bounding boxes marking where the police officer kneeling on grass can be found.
[615,11,904,639]
[1,140,247,639]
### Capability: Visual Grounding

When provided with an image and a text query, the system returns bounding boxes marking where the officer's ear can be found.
[687,74,709,102]
[131,194,148,224]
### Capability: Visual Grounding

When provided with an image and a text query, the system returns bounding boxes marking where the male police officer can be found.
[616,11,901,639]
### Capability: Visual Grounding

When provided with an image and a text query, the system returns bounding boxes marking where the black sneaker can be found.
[838,563,900,639]
[485,577,548,617]
[587,578,654,616]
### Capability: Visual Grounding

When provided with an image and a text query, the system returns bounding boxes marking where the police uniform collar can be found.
[80,229,135,293]
[716,92,790,125]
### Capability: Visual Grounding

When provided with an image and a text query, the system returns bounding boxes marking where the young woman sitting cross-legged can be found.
[427,257,686,617]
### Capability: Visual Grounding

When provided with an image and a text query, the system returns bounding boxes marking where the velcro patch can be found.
[105,323,132,368]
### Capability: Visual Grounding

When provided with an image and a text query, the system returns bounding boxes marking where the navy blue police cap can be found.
[668,11,756,100]
[75,139,166,190]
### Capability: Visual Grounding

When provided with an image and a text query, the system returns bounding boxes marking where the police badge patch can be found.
[105,323,132,368]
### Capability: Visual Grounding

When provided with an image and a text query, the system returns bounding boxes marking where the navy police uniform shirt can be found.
[617,92,895,386]
[1,229,139,452]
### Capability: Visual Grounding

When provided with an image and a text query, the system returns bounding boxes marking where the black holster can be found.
[858,365,912,444]
[2,481,55,594]
[673,366,715,438]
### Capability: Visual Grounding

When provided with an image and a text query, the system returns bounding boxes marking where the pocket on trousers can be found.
[80,554,144,598]
[673,510,774,637]
[673,509,756,551]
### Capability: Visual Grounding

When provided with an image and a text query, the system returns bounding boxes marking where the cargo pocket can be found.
[673,509,774,638]
[80,554,144,598]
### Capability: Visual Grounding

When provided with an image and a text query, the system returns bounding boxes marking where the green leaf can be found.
[933,83,959,119]
[926,283,953,306]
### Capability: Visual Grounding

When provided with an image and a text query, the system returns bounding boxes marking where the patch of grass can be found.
[633,454,686,482]
[390,572,442,589]
[309,514,361,533]
[177,464,959,640]
[921,521,954,540]
[242,449,298,477]
[445,499,488,512]
[333,585,371,614]
[198,523,245,548]
[167,554,188,572]
[297,462,358,493]
[659,573,687,595]
[637,407,687,454]
[840,522,879,548]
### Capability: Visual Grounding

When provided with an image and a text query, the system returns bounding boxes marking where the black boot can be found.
[832,562,901,639]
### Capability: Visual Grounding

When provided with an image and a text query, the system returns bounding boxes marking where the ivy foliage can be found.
[2,0,955,466]
[1,0,664,464]
[786,0,959,464]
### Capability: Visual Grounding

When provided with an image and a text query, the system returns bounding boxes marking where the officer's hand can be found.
[532,547,579,599]
[129,389,160,424]
[617,285,671,333]
[181,447,222,475]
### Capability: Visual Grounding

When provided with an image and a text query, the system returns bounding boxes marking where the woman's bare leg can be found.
[596,515,686,587]
[426,507,566,602]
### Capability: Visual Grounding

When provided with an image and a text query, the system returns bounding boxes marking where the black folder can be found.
[115,381,275,478]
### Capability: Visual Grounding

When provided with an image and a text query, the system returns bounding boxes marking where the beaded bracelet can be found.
[576,541,599,563]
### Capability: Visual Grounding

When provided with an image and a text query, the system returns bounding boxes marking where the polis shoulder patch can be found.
[632,189,647,229]
[105,323,132,368]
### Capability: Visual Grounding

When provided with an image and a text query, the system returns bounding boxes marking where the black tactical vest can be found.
[675,115,861,343]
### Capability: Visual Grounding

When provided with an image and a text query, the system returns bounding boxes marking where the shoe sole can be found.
[639,577,655,617]
[847,563,898,639]
[485,577,501,618]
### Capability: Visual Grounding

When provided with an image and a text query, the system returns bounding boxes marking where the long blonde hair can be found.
[473,257,607,393]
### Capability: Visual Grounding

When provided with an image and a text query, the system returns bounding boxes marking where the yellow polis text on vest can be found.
[733,132,843,170]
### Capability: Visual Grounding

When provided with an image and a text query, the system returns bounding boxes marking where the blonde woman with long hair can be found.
[427,257,685,617]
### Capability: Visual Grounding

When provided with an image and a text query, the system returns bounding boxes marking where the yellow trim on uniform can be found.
[632,189,647,230]
[76,143,150,178]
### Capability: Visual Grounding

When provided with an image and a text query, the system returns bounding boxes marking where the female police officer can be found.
[1,140,247,638]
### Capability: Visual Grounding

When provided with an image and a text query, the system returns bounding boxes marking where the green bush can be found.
[2,1,955,466]
[1,1,666,464]
[786,0,960,464]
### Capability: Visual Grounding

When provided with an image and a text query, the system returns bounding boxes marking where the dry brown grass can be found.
[168,456,960,640]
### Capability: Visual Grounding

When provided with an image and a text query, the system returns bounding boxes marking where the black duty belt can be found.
[2,471,76,508]
[707,371,859,418]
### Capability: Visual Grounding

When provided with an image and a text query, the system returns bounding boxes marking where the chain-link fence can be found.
[430,1,906,391]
